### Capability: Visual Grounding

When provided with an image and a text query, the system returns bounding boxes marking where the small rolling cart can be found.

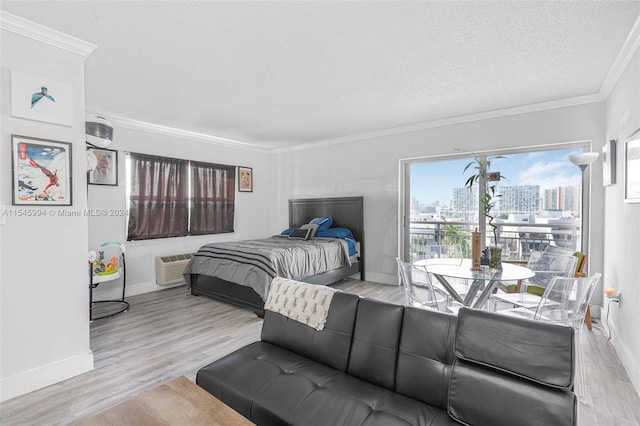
[89,241,129,320]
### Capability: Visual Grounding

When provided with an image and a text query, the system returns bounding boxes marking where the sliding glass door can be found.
[401,146,587,263]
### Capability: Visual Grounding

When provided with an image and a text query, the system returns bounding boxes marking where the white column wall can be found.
[604,47,640,396]
[1,28,94,401]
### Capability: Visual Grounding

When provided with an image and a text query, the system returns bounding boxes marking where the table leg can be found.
[472,280,500,309]
[472,270,503,309]
[463,279,483,305]
[432,274,465,304]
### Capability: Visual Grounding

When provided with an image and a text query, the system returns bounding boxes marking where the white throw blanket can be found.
[264,277,339,331]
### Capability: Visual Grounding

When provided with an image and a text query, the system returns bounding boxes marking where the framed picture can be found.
[238,166,253,192]
[11,135,72,205]
[88,147,118,186]
[10,70,73,127]
[602,139,616,186]
[624,129,640,203]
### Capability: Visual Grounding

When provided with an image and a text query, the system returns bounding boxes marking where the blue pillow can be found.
[310,216,333,232]
[316,227,353,239]
[280,227,298,236]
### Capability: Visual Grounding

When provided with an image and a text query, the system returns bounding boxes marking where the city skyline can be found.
[410,148,583,206]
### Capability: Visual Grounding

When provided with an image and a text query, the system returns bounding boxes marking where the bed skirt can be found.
[189,261,361,317]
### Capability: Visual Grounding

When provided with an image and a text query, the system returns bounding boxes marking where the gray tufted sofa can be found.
[196,292,577,425]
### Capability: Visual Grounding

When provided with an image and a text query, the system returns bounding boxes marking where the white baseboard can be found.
[0,350,94,402]
[612,332,640,399]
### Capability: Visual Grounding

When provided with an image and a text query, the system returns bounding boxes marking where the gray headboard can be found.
[289,196,364,242]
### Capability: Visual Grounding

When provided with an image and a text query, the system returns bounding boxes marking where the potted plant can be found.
[463,156,506,269]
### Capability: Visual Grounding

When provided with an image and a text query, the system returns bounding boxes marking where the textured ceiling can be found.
[2,1,640,150]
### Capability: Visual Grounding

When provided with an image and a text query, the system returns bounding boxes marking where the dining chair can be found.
[417,244,470,301]
[544,246,592,330]
[496,273,601,404]
[492,250,577,311]
[396,258,448,311]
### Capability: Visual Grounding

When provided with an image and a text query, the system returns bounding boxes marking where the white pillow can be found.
[300,223,319,239]
[289,228,312,240]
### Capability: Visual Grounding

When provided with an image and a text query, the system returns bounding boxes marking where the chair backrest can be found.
[396,258,442,311]
[544,245,587,277]
[420,244,463,265]
[533,273,601,327]
[525,250,578,295]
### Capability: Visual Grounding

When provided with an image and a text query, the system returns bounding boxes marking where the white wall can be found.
[604,47,640,395]
[0,20,95,401]
[274,102,606,288]
[88,125,273,300]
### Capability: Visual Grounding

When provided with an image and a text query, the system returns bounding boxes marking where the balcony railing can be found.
[409,220,581,262]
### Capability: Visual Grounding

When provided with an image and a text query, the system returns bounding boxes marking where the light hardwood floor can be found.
[1,279,639,425]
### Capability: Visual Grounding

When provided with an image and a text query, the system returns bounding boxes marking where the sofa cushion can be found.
[347,298,404,390]
[449,360,577,426]
[197,341,459,426]
[448,307,577,426]
[261,291,359,372]
[396,307,457,410]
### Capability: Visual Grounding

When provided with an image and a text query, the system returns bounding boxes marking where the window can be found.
[402,146,586,262]
[190,161,235,235]
[126,153,235,240]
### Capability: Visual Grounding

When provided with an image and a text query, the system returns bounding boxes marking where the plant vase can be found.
[489,246,502,270]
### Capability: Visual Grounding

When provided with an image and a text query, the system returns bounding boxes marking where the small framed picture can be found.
[602,139,616,186]
[238,166,253,192]
[11,135,72,205]
[624,129,640,203]
[88,147,118,186]
[10,69,73,127]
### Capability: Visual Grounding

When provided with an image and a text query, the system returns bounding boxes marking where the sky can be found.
[411,148,583,205]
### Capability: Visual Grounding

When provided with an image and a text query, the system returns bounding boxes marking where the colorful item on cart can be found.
[93,251,120,276]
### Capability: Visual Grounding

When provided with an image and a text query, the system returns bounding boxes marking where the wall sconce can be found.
[569,152,599,171]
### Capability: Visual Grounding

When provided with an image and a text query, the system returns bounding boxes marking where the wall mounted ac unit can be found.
[155,253,194,285]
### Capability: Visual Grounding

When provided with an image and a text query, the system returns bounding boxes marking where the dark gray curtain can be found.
[127,153,189,240]
[190,161,235,235]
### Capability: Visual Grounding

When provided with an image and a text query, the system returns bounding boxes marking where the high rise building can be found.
[498,185,540,213]
[544,187,563,210]
[543,186,580,213]
[451,186,477,221]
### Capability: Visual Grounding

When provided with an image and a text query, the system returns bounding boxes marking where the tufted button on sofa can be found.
[196,291,577,426]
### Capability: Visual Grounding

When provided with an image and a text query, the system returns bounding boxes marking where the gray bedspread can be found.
[183,236,351,300]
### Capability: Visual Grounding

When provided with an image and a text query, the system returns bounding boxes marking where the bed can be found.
[185,196,364,315]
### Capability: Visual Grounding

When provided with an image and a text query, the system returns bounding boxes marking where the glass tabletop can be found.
[414,258,534,282]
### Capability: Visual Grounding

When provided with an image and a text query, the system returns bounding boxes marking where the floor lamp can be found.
[568,150,599,405]
[569,152,599,171]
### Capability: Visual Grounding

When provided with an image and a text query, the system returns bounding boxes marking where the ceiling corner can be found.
[599,13,640,98]
[0,11,97,57]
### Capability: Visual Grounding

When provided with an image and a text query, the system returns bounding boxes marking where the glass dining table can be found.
[413,259,535,309]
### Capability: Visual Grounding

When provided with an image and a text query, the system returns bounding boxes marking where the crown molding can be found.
[104,114,271,154]
[274,93,603,154]
[600,14,640,98]
[97,92,602,156]
[0,11,97,57]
